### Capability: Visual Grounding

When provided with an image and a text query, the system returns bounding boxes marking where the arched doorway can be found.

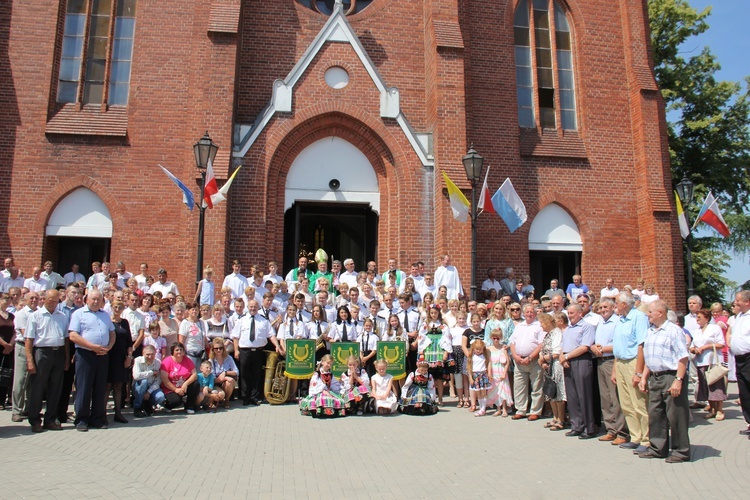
[283,137,379,272]
[528,203,582,295]
[45,187,112,274]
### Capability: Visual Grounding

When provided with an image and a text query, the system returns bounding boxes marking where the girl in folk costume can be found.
[400,354,438,415]
[339,356,371,415]
[486,329,513,417]
[359,317,379,377]
[468,339,492,416]
[419,292,435,323]
[299,355,347,418]
[418,305,452,406]
[381,314,407,396]
[371,359,399,414]
[450,312,469,408]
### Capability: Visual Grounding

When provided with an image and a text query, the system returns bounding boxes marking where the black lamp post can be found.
[462,144,484,301]
[193,131,219,286]
[676,176,695,297]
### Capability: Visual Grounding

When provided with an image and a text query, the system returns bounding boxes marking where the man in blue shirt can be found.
[592,298,627,444]
[69,290,114,432]
[613,292,650,453]
[560,304,597,438]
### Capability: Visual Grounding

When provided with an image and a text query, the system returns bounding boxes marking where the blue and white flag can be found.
[491,178,527,233]
[159,164,195,211]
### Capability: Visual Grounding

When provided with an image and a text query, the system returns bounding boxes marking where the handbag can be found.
[0,355,12,389]
[705,345,728,386]
[543,364,557,399]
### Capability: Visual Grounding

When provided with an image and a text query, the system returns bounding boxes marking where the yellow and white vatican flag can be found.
[442,171,470,223]
[674,190,690,239]
[203,166,242,208]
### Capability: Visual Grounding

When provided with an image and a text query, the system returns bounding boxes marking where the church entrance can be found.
[283,136,380,273]
[283,202,378,273]
[44,187,113,277]
[527,203,582,295]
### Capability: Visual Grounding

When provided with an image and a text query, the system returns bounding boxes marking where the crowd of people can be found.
[1,254,749,465]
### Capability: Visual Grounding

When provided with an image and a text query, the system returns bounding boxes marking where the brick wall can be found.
[1,0,683,307]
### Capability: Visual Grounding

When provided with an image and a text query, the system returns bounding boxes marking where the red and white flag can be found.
[694,191,730,237]
[202,157,220,209]
[477,166,495,214]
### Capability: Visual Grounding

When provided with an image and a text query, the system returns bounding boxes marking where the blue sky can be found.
[681,1,750,298]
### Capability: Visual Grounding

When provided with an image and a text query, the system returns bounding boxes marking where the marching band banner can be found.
[284,339,316,380]
[377,341,406,380]
[330,342,359,377]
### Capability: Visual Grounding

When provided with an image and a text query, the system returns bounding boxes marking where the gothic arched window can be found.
[514,0,577,131]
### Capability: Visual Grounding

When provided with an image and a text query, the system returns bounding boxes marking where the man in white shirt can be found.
[434,254,463,300]
[729,290,750,437]
[339,259,359,289]
[122,291,145,349]
[1,257,13,279]
[1,267,24,292]
[148,268,179,296]
[481,267,502,299]
[24,267,48,293]
[417,272,436,298]
[600,278,619,300]
[11,291,40,422]
[578,294,602,327]
[63,264,86,286]
[115,261,133,289]
[40,262,65,290]
[24,289,69,432]
[87,261,110,292]
[399,263,423,293]
[366,261,381,283]
[223,260,249,301]
[262,261,283,285]
[232,300,279,405]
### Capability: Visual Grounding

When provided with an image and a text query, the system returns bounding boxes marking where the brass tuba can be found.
[263,351,291,404]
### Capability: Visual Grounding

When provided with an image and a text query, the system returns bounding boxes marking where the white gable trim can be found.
[233,2,433,167]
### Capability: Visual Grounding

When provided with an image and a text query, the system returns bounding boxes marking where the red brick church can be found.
[0,0,684,304]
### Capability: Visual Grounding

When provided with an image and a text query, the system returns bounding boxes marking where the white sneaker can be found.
[186,409,195,414]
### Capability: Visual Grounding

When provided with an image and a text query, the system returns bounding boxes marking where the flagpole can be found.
[193,132,219,287]
[462,145,484,302]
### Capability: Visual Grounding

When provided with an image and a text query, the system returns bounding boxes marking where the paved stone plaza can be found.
[2,391,749,499]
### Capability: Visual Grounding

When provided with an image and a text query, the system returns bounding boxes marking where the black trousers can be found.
[240,348,264,401]
[735,352,750,424]
[56,354,76,421]
[27,347,65,426]
[164,382,199,410]
[563,353,596,434]
[647,372,690,459]
[74,349,109,427]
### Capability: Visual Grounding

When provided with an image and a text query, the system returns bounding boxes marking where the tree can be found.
[649,0,750,302]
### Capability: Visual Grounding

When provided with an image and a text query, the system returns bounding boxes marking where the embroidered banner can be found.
[284,339,316,380]
[377,341,407,380]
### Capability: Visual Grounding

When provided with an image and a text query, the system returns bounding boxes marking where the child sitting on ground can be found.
[197,360,225,411]
[371,359,398,414]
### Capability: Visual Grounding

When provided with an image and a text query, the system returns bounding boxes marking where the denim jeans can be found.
[132,379,165,409]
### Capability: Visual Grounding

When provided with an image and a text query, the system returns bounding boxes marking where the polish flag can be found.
[203,157,219,209]
[695,191,730,237]
[477,166,495,214]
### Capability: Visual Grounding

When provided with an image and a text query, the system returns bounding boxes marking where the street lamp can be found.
[193,131,219,285]
[675,176,695,297]
[462,144,484,301]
